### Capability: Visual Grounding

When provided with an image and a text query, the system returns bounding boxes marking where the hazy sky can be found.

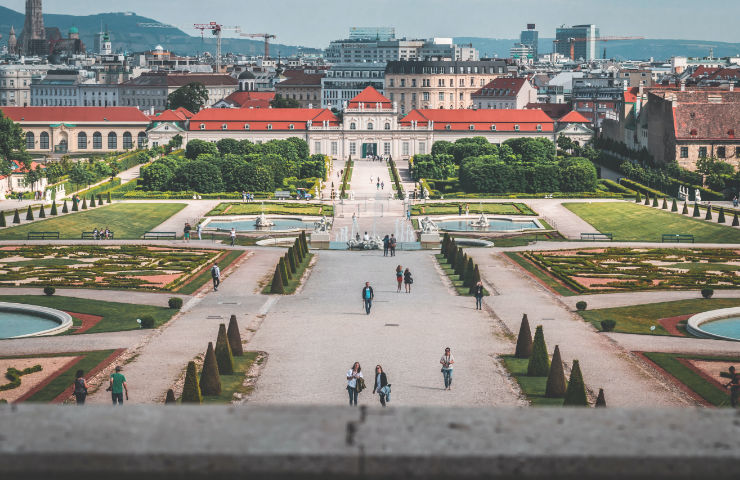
[2,0,738,46]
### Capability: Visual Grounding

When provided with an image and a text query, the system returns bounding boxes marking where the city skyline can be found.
[0,0,738,47]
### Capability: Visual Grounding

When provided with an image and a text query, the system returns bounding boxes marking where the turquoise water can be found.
[700,317,740,340]
[208,219,315,232]
[439,219,540,232]
[0,312,60,339]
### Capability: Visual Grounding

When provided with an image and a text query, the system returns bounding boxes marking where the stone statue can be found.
[420,216,439,234]
[695,188,701,203]
[423,188,429,200]
[313,215,332,232]
[469,213,490,228]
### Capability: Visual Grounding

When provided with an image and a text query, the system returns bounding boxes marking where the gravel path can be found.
[0,330,147,355]
[605,333,740,356]
[563,290,740,310]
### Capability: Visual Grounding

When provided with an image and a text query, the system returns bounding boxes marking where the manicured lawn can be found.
[579,298,740,335]
[642,352,739,407]
[0,203,186,239]
[0,295,177,334]
[434,254,489,297]
[564,202,740,243]
[262,253,314,294]
[411,202,536,216]
[504,252,577,296]
[206,202,333,217]
[201,352,260,404]
[500,355,564,406]
[176,250,244,295]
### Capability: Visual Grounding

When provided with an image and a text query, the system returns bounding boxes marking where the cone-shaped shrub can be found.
[81,197,87,210]
[671,198,677,212]
[514,314,533,359]
[733,212,739,227]
[97,194,103,205]
[692,203,700,217]
[467,265,481,295]
[62,200,69,213]
[214,323,235,375]
[705,206,712,220]
[652,196,658,207]
[38,204,45,218]
[50,202,58,215]
[718,207,725,223]
[441,233,450,255]
[90,195,96,207]
[287,247,297,274]
[106,192,112,203]
[634,192,641,203]
[181,361,202,403]
[661,197,668,209]
[545,345,567,398]
[563,359,588,406]
[13,209,20,224]
[291,243,300,267]
[284,253,294,277]
[595,388,606,407]
[71,198,79,211]
[0,211,5,227]
[279,256,290,283]
[454,248,465,277]
[270,263,285,294]
[200,342,221,396]
[300,231,308,254]
[463,258,475,287]
[527,325,550,376]
[644,194,650,205]
[164,389,176,404]
[25,205,34,220]
[227,314,243,356]
[682,202,688,214]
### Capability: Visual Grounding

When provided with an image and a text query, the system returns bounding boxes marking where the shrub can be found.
[81,197,88,210]
[718,207,725,223]
[12,209,20,224]
[43,286,55,296]
[0,211,5,227]
[701,288,714,299]
[270,262,285,294]
[652,196,658,207]
[168,297,183,309]
[38,204,46,218]
[164,388,177,404]
[600,319,616,332]
[733,212,739,227]
[515,314,533,358]
[90,195,96,207]
[139,315,155,329]
[181,361,202,403]
[468,265,481,295]
[705,207,712,220]
[441,233,450,255]
[279,256,290,283]
[62,200,69,213]
[214,323,235,375]
[107,192,112,203]
[227,314,243,356]
[692,203,700,217]
[25,205,34,220]
[634,192,641,203]
[200,342,221,396]
[463,258,475,287]
[595,388,607,407]
[563,359,589,406]
[527,325,550,376]
[671,198,677,212]
[545,345,567,398]
[661,197,668,209]
[576,301,587,311]
[644,194,650,205]
[455,248,466,276]
[682,202,688,214]
[286,248,297,274]
[71,198,79,211]
[50,202,58,216]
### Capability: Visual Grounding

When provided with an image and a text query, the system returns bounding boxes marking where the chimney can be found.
[730,83,735,92]
[680,81,686,92]
[308,103,313,109]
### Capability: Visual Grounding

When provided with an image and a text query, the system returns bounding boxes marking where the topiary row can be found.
[270,232,310,294]
[440,233,482,295]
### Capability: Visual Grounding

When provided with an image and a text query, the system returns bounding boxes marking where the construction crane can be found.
[193,22,241,72]
[552,36,645,60]
[239,33,276,59]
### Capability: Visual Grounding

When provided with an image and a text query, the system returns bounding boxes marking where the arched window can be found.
[25,132,34,150]
[350,122,356,130]
[137,132,147,148]
[367,122,374,130]
[384,123,390,130]
[77,132,87,149]
[40,131,49,149]
[93,132,102,149]
[122,132,132,149]
[108,132,117,149]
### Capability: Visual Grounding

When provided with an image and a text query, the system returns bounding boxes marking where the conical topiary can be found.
[287,247,297,274]
[652,196,658,207]
[291,243,300,267]
[661,197,668,209]
[165,389,177,404]
[733,212,739,227]
[447,241,457,266]
[200,342,221,396]
[468,265,481,295]
[0,211,5,227]
[545,345,567,398]
[705,206,712,220]
[671,198,677,212]
[441,233,450,255]
[455,250,466,276]
[214,323,235,375]
[26,205,34,220]
[634,192,641,203]
[81,197,87,210]
[97,194,103,205]
[682,202,688,215]
[693,203,700,217]
[62,200,69,213]
[13,209,20,224]
[718,207,725,223]
[38,204,45,218]
[106,191,112,203]
[227,314,243,356]
[300,231,308,255]
[270,262,285,294]
[595,388,606,407]
[279,256,290,283]
[514,314,533,359]
[563,359,589,406]
[90,195,96,207]
[527,325,550,376]
[50,202,58,215]
[644,193,650,205]
[463,258,475,287]
[181,361,202,403]
[71,197,79,211]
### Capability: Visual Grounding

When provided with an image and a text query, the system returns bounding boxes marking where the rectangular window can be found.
[349,142,357,155]
[419,142,426,155]
[422,92,429,101]
[680,147,688,158]
[93,135,102,149]
[736,147,740,158]
[314,141,321,154]
[384,142,391,155]
[402,142,409,156]
[331,142,338,155]
[699,146,707,157]
[717,146,726,158]
[411,79,417,87]
[439,92,444,101]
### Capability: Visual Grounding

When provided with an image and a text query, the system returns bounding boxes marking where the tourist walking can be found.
[725,366,740,408]
[242,191,247,203]
[373,365,390,407]
[381,181,384,190]
[211,263,221,291]
[183,222,191,243]
[73,370,88,405]
[383,235,390,257]
[458,204,463,216]
[109,366,128,405]
[473,281,484,310]
[404,267,413,293]
[346,362,363,406]
[389,234,397,256]
[362,281,374,314]
[229,227,237,246]
[196,223,202,240]
[396,265,403,292]
[440,348,455,390]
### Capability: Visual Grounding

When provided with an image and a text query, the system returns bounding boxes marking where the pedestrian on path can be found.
[242,191,247,203]
[725,366,739,408]
[346,362,363,406]
[376,180,380,190]
[396,265,403,292]
[196,223,202,240]
[473,281,484,310]
[373,365,390,407]
[404,268,413,293]
[370,176,373,184]
[458,204,462,216]
[381,181,384,190]
[362,282,374,314]
[383,235,390,256]
[211,263,221,291]
[183,222,191,243]
[389,234,397,256]
[109,366,128,405]
[440,348,454,390]
[73,369,88,405]
[229,227,237,246]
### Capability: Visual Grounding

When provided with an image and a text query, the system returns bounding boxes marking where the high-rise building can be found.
[520,24,538,60]
[349,27,395,41]
[20,0,46,56]
[555,24,599,61]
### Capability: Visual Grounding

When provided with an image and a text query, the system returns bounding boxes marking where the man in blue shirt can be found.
[361,282,374,315]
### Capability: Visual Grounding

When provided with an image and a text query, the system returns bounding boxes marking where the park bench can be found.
[27,231,60,240]
[274,190,292,200]
[81,231,115,240]
[662,234,694,243]
[142,231,177,240]
[580,232,613,241]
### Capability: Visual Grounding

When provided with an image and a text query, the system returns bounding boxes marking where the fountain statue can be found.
[694,188,702,203]
[469,213,490,228]
[420,216,439,234]
[313,215,332,232]
[254,202,275,228]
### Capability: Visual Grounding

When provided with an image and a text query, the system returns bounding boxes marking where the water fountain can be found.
[254,202,275,228]
[469,213,490,228]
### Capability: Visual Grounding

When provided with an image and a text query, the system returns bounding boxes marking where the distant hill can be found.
[455,36,740,61]
[0,6,321,57]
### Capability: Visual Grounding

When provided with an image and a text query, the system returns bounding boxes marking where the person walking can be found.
[211,263,221,291]
[725,366,740,408]
[242,191,247,203]
[473,281,484,310]
[396,265,403,293]
[381,181,384,190]
[373,365,390,407]
[404,267,413,293]
[440,348,455,390]
[229,227,237,246]
[362,282,374,314]
[183,222,191,243]
[383,235,390,257]
[346,362,363,406]
[389,234,397,256]
[109,366,128,405]
[73,370,88,405]
[458,204,463,216]
[196,222,202,240]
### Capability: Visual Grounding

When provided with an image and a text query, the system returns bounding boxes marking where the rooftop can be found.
[121,73,238,87]
[0,107,151,123]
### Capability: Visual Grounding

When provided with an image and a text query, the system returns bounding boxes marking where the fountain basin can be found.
[687,307,740,341]
[202,216,318,233]
[0,302,73,339]
[436,216,542,232]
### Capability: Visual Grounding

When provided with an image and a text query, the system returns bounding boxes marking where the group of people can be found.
[183,222,203,241]
[370,176,385,190]
[73,365,128,406]
[241,191,256,202]
[395,265,413,293]
[91,227,112,240]
[382,234,398,256]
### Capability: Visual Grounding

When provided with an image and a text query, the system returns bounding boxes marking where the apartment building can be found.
[119,72,238,110]
[472,77,537,109]
[275,72,324,108]
[321,63,385,110]
[0,64,51,107]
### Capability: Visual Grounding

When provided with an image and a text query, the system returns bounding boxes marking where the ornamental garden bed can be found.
[205,202,333,217]
[411,202,536,216]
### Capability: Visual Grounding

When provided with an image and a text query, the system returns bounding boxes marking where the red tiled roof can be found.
[0,160,46,179]
[0,107,151,123]
[400,109,554,132]
[188,108,339,131]
[222,91,276,108]
[472,77,528,97]
[175,107,195,118]
[558,110,591,123]
[525,102,572,120]
[347,87,392,109]
[152,109,187,122]
[623,86,639,103]
[674,103,740,140]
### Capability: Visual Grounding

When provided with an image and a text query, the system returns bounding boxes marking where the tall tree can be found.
[167,82,209,113]
[0,111,24,176]
[270,94,300,108]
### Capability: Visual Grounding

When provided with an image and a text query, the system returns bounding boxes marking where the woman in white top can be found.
[440,347,455,390]
[346,362,363,406]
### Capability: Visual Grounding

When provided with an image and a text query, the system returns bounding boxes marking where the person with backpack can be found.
[404,268,413,293]
[473,281,484,310]
[109,366,128,405]
[346,362,363,406]
[382,235,390,257]
[396,265,403,293]
[373,365,390,407]
[362,282,374,314]
[73,370,88,405]
[183,222,191,243]
[389,234,397,256]
[211,263,221,291]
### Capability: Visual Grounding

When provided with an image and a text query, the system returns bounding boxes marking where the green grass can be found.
[201,352,259,404]
[411,202,536,216]
[563,202,740,243]
[578,298,740,336]
[206,202,333,217]
[176,250,244,295]
[262,253,314,294]
[434,254,489,296]
[642,352,738,407]
[0,203,186,240]
[500,355,564,406]
[0,295,177,334]
[504,252,577,296]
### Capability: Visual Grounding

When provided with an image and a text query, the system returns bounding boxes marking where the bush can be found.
[701,288,714,299]
[545,345,567,398]
[718,207,725,223]
[576,301,587,311]
[12,209,20,224]
[563,359,589,406]
[0,211,5,227]
[62,200,69,213]
[600,319,616,332]
[50,202,58,216]
[682,202,688,215]
[25,205,34,220]
[270,262,285,294]
[181,361,202,403]
[164,389,177,404]
[227,314,244,356]
[705,207,712,220]
[200,341,221,396]
[43,286,55,296]
[733,212,739,227]
[515,314,533,358]
[214,323,235,375]
[38,204,46,218]
[671,198,678,212]
[139,315,155,329]
[635,192,641,203]
[168,297,183,309]
[527,325,550,376]
[595,388,607,407]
